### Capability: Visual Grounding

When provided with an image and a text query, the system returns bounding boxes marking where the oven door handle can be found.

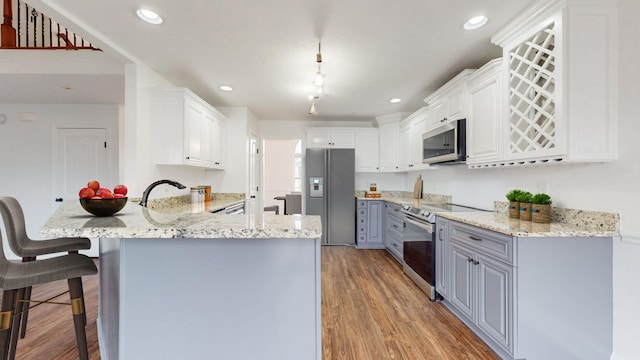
[404,216,434,233]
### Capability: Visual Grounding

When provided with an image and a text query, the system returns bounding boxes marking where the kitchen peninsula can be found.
[41,200,322,360]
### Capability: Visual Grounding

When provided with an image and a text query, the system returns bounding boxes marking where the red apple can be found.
[87,180,100,192]
[114,193,126,199]
[113,184,128,196]
[79,187,95,199]
[100,191,115,199]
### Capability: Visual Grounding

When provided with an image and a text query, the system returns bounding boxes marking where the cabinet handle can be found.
[439,228,444,241]
[467,256,473,262]
[473,260,480,265]
[392,224,398,229]
[469,236,482,241]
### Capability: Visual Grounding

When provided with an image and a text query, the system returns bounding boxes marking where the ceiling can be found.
[8,0,533,121]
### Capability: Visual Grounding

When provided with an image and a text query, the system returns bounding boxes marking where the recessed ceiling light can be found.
[463,15,488,30]
[389,98,402,104]
[219,85,233,92]
[136,9,163,25]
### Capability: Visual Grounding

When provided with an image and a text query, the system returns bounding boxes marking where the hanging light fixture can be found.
[309,96,319,115]
[313,42,323,88]
[308,42,323,115]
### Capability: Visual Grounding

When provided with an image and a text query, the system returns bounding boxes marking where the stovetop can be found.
[401,203,489,223]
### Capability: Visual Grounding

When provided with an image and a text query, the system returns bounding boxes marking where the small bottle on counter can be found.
[190,187,200,203]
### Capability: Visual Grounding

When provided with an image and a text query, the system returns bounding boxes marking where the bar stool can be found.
[0,230,97,360]
[0,197,91,356]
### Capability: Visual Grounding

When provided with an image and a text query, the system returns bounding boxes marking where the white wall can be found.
[263,140,298,209]
[0,103,119,257]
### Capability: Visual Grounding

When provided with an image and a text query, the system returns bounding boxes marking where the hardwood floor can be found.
[321,246,498,360]
[10,249,498,359]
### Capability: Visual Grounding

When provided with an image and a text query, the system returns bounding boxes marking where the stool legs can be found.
[68,277,89,360]
[0,290,16,360]
[7,288,25,360]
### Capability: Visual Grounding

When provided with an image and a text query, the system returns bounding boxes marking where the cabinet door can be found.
[378,124,399,171]
[398,122,412,170]
[428,98,447,128]
[355,132,380,172]
[185,98,204,164]
[450,242,475,321]
[307,132,332,148]
[467,60,503,165]
[477,254,513,353]
[435,218,450,299]
[210,115,225,168]
[447,87,466,121]
[411,117,429,167]
[367,201,383,244]
[331,132,356,148]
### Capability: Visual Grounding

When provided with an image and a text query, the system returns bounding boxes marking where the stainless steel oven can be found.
[401,203,489,301]
[402,208,437,300]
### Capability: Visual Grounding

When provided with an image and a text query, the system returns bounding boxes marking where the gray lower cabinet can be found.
[356,200,384,249]
[435,218,449,299]
[384,202,404,262]
[440,218,613,360]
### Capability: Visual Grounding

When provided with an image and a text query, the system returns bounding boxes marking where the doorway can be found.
[262,139,302,215]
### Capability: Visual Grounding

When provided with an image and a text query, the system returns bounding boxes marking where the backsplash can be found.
[494,201,619,232]
[355,190,452,204]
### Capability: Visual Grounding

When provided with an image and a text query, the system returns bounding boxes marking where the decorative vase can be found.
[531,204,551,223]
[519,202,532,221]
[508,201,520,219]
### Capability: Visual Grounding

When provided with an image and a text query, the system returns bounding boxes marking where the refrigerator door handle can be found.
[324,149,330,244]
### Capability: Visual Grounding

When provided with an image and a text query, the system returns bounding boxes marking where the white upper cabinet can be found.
[491,0,618,165]
[424,70,475,130]
[354,130,380,172]
[306,129,356,148]
[150,88,226,169]
[376,113,406,172]
[466,58,504,167]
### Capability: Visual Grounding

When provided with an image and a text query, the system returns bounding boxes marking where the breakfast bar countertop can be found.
[41,199,322,239]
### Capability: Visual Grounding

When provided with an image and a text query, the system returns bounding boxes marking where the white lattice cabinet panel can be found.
[508,23,558,158]
[491,0,618,166]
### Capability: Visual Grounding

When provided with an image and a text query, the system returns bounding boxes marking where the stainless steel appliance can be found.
[401,203,486,300]
[422,118,467,165]
[305,148,355,245]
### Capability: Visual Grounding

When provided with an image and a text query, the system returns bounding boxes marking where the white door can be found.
[53,128,109,257]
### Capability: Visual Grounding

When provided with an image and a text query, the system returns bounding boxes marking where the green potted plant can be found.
[505,189,523,219]
[515,191,533,221]
[531,193,552,223]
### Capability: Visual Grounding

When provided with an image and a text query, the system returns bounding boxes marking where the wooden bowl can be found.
[79,198,127,217]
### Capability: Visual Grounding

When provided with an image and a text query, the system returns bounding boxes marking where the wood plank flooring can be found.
[10,248,498,359]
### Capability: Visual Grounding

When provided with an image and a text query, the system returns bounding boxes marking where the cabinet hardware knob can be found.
[469,236,482,241]
[473,260,480,265]
[55,198,63,202]
[439,228,444,241]
[467,257,474,262]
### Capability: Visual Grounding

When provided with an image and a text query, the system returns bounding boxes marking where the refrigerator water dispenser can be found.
[309,177,323,198]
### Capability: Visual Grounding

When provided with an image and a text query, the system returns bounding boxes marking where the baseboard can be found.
[610,353,625,360]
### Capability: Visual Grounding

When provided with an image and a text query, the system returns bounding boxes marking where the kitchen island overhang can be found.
[42,201,322,360]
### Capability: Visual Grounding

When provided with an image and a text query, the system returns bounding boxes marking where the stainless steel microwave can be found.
[422,119,467,165]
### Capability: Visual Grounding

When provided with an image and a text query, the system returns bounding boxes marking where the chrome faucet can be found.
[139,179,186,207]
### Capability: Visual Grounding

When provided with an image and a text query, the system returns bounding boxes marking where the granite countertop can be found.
[41,200,322,239]
[436,211,619,238]
[357,195,619,238]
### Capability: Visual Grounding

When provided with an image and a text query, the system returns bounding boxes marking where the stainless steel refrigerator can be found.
[305,148,355,245]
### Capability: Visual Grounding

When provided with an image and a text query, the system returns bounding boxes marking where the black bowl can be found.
[79,198,127,217]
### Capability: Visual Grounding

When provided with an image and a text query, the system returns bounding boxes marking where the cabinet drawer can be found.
[386,216,404,238]
[358,225,367,235]
[357,200,367,209]
[450,221,514,265]
[357,208,367,218]
[388,237,403,258]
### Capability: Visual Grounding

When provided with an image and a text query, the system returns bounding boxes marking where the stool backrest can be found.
[0,196,29,258]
